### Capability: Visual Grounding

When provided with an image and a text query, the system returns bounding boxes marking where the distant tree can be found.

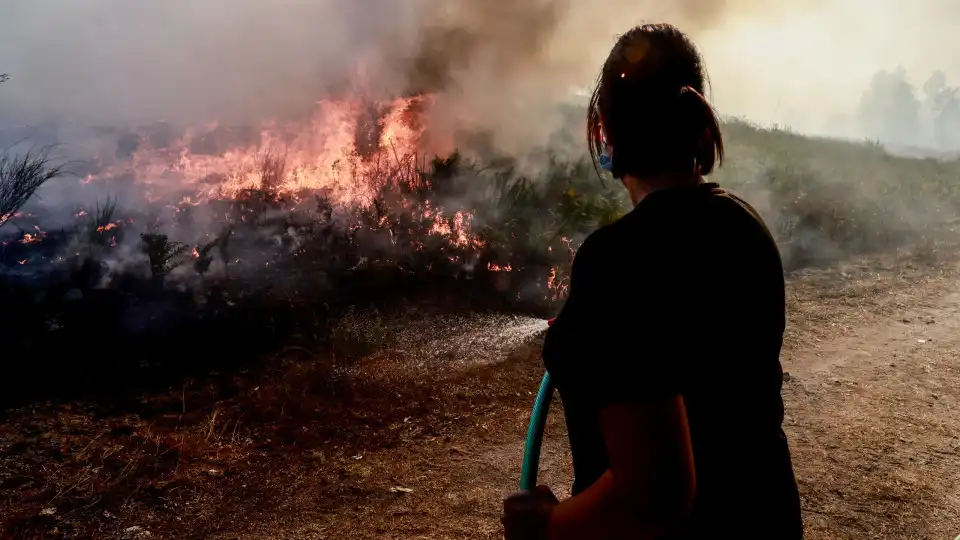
[917,70,960,150]
[922,70,947,102]
[0,73,8,84]
[933,87,960,150]
[858,67,922,147]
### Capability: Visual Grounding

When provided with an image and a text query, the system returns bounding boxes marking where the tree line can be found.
[859,67,960,151]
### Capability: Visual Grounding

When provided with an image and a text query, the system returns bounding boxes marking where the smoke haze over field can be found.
[2,0,960,153]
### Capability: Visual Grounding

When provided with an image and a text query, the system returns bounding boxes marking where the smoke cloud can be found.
[3,0,960,153]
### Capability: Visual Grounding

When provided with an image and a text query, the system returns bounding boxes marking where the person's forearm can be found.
[546,471,663,540]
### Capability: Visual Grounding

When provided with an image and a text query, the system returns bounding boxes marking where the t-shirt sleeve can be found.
[545,229,689,403]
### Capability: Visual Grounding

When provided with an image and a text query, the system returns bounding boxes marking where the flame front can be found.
[8,90,571,302]
[90,94,437,208]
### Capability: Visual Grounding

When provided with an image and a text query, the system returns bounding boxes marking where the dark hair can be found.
[588,23,724,180]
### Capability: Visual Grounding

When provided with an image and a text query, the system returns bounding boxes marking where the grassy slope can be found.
[711,121,960,267]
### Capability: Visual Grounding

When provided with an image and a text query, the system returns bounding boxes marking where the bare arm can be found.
[547,395,696,540]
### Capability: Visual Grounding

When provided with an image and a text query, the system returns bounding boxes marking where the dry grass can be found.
[2,247,958,539]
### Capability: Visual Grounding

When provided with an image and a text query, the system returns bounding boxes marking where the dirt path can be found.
[4,256,954,539]
[216,259,960,540]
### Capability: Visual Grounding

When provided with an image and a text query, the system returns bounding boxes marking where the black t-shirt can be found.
[542,182,803,538]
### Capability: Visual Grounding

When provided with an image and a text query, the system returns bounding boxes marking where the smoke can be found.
[0,0,415,126]
[402,0,960,154]
[4,0,960,153]
[3,0,960,260]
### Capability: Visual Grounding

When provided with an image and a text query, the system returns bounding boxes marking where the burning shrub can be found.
[0,149,64,229]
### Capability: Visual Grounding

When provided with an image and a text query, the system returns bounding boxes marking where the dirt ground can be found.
[3,250,959,539]
[224,253,959,540]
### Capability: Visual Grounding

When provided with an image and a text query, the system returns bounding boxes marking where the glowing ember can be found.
[546,267,570,301]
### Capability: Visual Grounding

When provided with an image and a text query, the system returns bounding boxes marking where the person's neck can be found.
[623,172,704,206]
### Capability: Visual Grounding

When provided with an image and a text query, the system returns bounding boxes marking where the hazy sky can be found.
[1,0,959,149]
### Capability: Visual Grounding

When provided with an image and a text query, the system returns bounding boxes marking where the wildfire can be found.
[88,95,436,208]
[3,88,574,303]
[546,267,569,300]
[427,209,482,249]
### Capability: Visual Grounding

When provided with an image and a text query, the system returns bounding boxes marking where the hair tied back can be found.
[675,86,723,174]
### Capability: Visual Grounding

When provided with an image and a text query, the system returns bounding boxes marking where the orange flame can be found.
[89,95,434,208]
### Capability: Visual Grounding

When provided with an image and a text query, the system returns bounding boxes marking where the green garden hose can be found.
[519,371,555,490]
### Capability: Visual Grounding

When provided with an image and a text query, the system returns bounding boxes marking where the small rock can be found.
[782,372,792,382]
[390,486,414,494]
[39,507,57,516]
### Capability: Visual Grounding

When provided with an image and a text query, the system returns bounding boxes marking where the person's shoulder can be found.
[710,189,778,240]
[570,214,640,277]
[715,190,763,221]
[573,221,617,265]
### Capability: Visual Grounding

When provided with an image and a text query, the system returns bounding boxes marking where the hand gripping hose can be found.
[519,317,558,491]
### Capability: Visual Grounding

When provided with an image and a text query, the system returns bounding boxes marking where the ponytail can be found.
[676,86,724,175]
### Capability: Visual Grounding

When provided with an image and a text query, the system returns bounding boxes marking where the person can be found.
[501,23,803,539]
